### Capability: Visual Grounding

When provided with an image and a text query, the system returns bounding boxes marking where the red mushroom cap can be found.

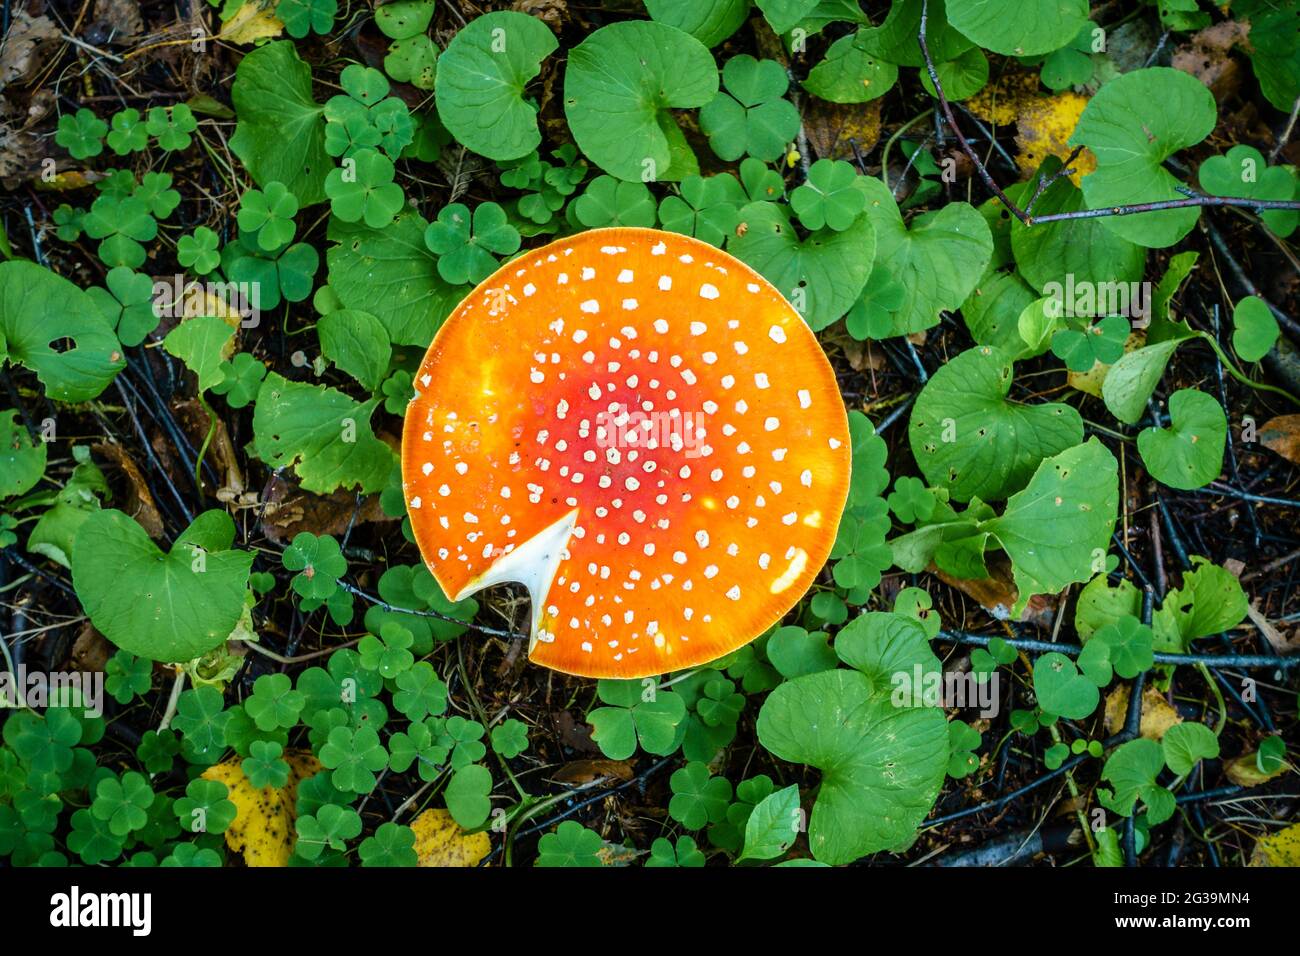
[402,227,850,679]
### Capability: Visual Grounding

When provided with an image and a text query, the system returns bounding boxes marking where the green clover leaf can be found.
[700,54,800,163]
[56,108,107,159]
[282,531,347,601]
[325,148,406,229]
[572,176,657,229]
[245,673,306,732]
[359,822,418,866]
[146,104,198,152]
[790,159,867,232]
[423,201,521,285]
[105,650,152,705]
[173,778,237,835]
[277,0,337,38]
[238,182,300,251]
[91,772,155,837]
[107,108,149,154]
[535,820,602,867]
[178,227,222,276]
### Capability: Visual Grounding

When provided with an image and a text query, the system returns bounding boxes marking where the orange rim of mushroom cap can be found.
[402,227,851,679]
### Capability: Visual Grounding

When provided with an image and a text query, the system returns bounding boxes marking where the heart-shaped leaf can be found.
[1032,651,1098,719]
[860,175,992,335]
[72,510,253,662]
[910,346,1083,502]
[978,439,1119,615]
[564,20,717,182]
[728,200,875,330]
[434,12,558,162]
[230,41,330,207]
[644,0,751,48]
[1161,722,1219,776]
[756,669,947,864]
[1069,68,1216,248]
[0,260,124,402]
[1232,295,1280,363]
[1138,389,1226,490]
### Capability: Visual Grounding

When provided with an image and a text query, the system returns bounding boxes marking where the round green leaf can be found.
[1069,68,1217,248]
[909,346,1083,502]
[564,20,717,182]
[947,0,1089,56]
[1137,389,1226,491]
[71,510,253,662]
[1231,295,1279,362]
[1161,722,1220,776]
[644,0,751,48]
[756,669,947,864]
[434,11,558,162]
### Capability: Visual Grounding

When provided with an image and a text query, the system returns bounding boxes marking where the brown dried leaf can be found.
[551,759,635,785]
[933,553,1057,626]
[803,99,881,163]
[260,477,392,546]
[1171,20,1247,102]
[0,11,59,93]
[93,442,165,540]
[1259,414,1300,466]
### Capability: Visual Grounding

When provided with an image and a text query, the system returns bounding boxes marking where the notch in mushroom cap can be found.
[401,227,850,679]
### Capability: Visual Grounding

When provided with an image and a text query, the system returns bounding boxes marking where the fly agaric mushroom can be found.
[402,227,850,679]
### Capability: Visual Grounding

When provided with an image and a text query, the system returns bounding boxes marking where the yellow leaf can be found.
[1014,92,1096,185]
[964,72,1097,186]
[1104,684,1182,741]
[411,808,491,867]
[220,1,284,45]
[1250,822,1300,866]
[201,750,320,866]
[966,72,1040,127]
[1225,750,1288,788]
[1068,330,1145,397]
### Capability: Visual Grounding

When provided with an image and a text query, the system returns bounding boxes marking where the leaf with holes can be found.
[756,669,947,864]
[909,346,1082,502]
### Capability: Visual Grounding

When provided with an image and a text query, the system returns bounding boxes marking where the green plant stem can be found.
[881,110,933,194]
[0,632,28,709]
[1196,331,1300,406]
[1048,722,1096,853]
[193,392,218,494]
[1196,661,1229,736]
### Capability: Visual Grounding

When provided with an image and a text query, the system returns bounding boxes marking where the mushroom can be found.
[402,227,850,679]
